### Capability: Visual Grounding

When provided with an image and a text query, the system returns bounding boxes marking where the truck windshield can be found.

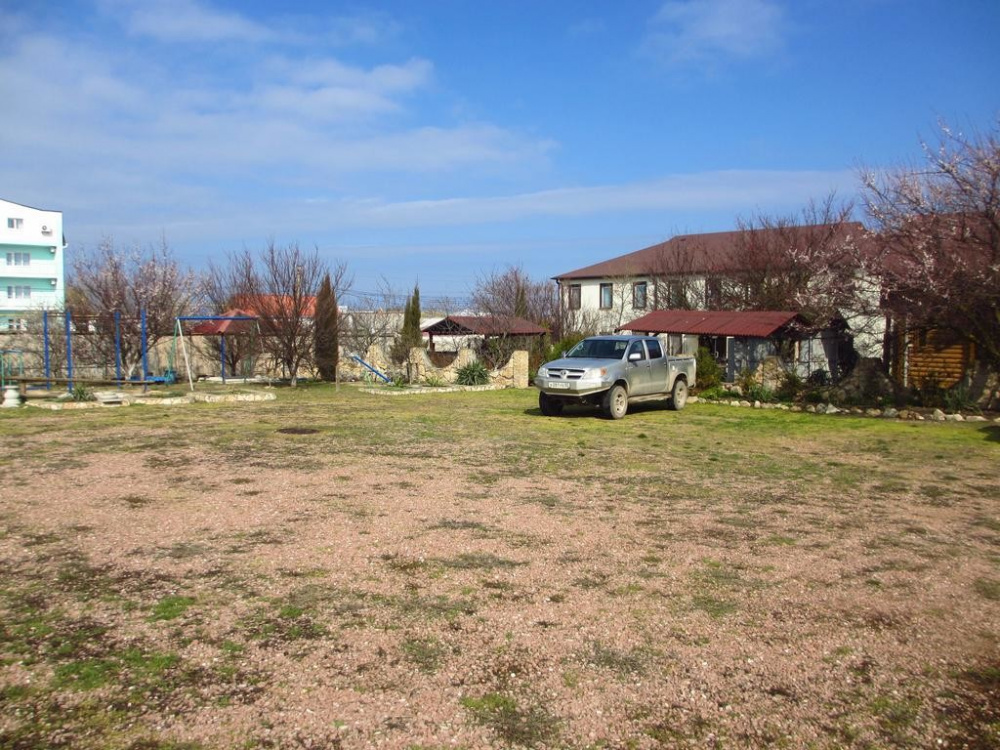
[565,339,629,359]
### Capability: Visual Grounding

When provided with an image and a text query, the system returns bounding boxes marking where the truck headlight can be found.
[537,368,548,378]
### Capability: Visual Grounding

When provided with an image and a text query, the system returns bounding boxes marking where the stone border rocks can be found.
[694,395,998,422]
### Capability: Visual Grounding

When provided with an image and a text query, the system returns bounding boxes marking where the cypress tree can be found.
[393,284,424,363]
[314,272,339,381]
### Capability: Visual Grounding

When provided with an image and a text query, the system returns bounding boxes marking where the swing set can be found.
[173,313,262,391]
[4,309,263,395]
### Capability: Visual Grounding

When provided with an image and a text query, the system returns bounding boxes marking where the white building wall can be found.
[561,275,710,333]
[1,199,65,327]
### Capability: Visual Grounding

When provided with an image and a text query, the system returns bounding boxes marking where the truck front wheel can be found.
[602,384,628,419]
[539,392,564,416]
[668,378,688,410]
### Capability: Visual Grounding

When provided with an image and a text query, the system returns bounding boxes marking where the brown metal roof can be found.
[619,309,805,338]
[422,315,548,337]
[553,222,867,280]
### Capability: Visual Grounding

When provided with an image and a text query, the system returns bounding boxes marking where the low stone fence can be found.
[407,348,529,388]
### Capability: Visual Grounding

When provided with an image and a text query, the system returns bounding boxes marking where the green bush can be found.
[543,334,587,364]
[697,385,727,401]
[423,374,447,388]
[695,347,723,391]
[745,383,775,403]
[71,384,95,402]
[456,361,490,386]
[916,372,945,408]
[944,381,979,413]
[735,367,757,396]
[776,370,804,402]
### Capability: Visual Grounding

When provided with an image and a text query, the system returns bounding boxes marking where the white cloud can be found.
[319,170,855,228]
[106,0,275,43]
[642,0,787,67]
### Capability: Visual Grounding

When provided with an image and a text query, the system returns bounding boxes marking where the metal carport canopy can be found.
[619,310,805,338]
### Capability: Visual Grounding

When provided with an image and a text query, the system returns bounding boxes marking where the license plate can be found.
[548,382,570,389]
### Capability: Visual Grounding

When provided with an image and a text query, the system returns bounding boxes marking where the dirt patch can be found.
[1,389,998,748]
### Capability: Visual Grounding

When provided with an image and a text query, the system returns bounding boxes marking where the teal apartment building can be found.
[1,198,66,330]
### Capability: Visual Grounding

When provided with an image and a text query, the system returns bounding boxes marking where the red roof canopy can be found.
[620,309,805,338]
[422,315,548,337]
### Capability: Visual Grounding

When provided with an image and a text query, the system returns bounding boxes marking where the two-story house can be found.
[1,198,66,330]
[553,223,882,380]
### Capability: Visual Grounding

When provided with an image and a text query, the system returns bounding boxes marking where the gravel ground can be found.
[1,390,998,749]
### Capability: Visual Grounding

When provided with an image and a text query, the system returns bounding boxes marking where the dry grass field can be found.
[1,385,998,749]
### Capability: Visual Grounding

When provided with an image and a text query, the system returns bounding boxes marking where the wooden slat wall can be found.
[904,330,974,388]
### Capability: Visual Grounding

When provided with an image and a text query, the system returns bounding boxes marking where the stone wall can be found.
[406,347,529,388]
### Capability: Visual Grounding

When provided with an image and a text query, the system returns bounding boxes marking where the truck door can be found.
[626,340,653,395]
[644,338,668,394]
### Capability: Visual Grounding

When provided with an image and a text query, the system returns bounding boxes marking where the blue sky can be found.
[2,0,998,305]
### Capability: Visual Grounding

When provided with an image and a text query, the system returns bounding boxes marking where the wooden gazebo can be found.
[421,315,547,351]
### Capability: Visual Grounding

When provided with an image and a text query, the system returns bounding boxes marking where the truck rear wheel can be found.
[602,384,628,419]
[668,378,688,410]
[539,392,564,416]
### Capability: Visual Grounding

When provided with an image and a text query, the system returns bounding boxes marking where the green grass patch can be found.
[460,692,559,747]
[149,595,196,621]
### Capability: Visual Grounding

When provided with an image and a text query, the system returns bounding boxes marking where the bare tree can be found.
[201,255,260,377]
[471,264,557,366]
[720,197,874,333]
[650,239,702,310]
[340,278,402,359]
[69,236,198,377]
[232,241,350,386]
[471,265,558,330]
[861,119,1000,374]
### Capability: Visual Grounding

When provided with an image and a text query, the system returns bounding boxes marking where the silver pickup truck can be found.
[535,335,696,419]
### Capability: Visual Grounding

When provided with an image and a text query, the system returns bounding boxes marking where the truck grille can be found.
[548,368,586,380]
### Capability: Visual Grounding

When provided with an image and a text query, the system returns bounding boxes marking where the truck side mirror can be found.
[628,352,642,362]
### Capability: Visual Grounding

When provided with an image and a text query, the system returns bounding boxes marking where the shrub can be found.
[695,347,723,391]
[543,334,587,364]
[423,374,447,388]
[745,383,775,403]
[697,385,727,401]
[456,361,490,386]
[944,381,979,413]
[776,370,804,402]
[735,367,757,396]
[71,384,95,402]
[916,372,945,408]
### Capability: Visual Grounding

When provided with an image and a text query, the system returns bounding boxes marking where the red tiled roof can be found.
[188,309,257,336]
[620,309,805,338]
[233,294,317,318]
[554,223,867,280]
[422,315,548,336]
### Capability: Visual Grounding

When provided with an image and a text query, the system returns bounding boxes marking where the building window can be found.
[5,318,26,331]
[7,218,24,229]
[568,284,581,310]
[599,283,613,310]
[7,285,31,299]
[632,282,647,310]
[6,252,30,266]
[705,277,722,308]
[668,280,686,308]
